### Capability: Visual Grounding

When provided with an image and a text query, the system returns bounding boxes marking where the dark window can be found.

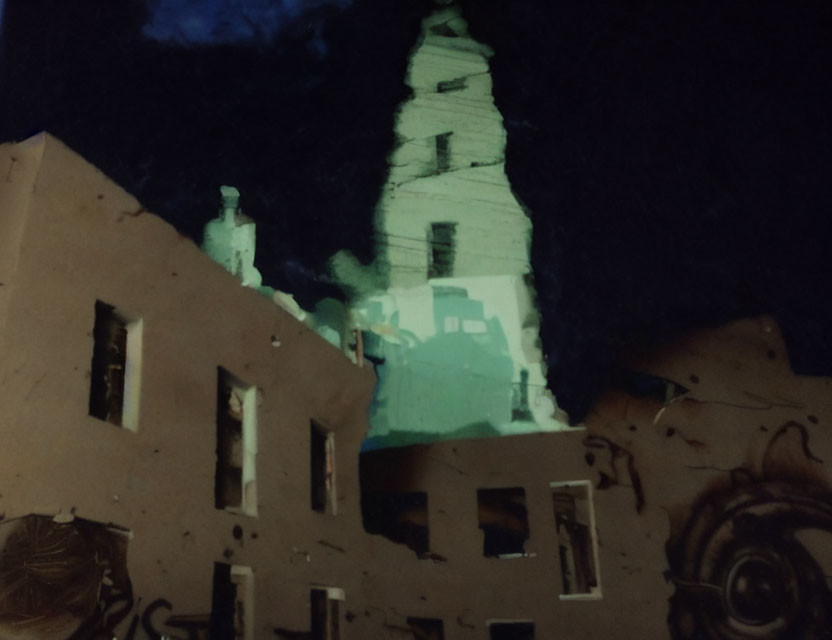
[435,132,452,173]
[552,482,600,596]
[361,491,429,557]
[407,617,444,640]
[429,22,459,37]
[427,222,457,279]
[477,488,530,557]
[489,622,535,640]
[311,588,340,640]
[215,368,257,515]
[89,300,141,429]
[437,77,467,93]
[210,563,252,640]
[311,421,336,514]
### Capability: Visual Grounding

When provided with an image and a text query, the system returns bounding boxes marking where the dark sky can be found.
[2,0,831,422]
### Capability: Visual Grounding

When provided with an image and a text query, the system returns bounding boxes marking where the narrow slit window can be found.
[210,563,254,640]
[89,300,142,431]
[551,481,601,599]
[407,617,444,640]
[361,491,429,557]
[434,132,452,173]
[488,621,535,640]
[215,368,258,516]
[311,587,343,640]
[437,77,467,93]
[427,222,457,279]
[477,487,530,558]
[311,421,336,514]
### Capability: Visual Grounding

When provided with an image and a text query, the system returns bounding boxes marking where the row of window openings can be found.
[363,484,601,598]
[88,300,337,518]
[211,572,531,640]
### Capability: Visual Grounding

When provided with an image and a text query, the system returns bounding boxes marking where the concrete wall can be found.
[360,316,832,639]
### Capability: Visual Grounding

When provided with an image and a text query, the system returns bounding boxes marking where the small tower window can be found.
[427,222,457,279]
[437,77,467,93]
[434,132,452,173]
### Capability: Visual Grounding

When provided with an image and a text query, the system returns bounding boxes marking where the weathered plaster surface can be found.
[1,134,831,638]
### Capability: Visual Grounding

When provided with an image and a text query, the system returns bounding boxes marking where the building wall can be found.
[359,316,832,639]
[0,134,378,638]
[3,137,829,638]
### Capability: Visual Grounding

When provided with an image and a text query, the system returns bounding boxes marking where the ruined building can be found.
[2,133,831,640]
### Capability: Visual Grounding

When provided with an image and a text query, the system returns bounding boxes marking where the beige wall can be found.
[0,134,379,637]
[359,316,832,639]
[2,134,830,639]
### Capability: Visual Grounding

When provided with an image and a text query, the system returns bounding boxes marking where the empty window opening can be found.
[429,22,459,37]
[551,481,601,598]
[437,77,467,93]
[89,300,142,431]
[407,617,444,640]
[361,491,429,557]
[215,368,258,516]
[0,514,131,637]
[311,587,343,640]
[311,421,336,514]
[434,132,452,173]
[511,369,533,422]
[488,621,535,640]
[210,563,254,640]
[427,222,457,279]
[477,488,530,558]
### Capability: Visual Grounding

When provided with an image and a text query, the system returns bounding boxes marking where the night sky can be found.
[2,0,830,422]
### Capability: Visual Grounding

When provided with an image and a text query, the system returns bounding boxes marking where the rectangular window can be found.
[311,587,343,640]
[551,481,601,599]
[434,132,452,173]
[215,368,258,516]
[210,563,254,640]
[311,421,336,514]
[407,617,444,640]
[427,222,457,279]
[89,300,142,431]
[437,77,467,93]
[477,488,530,558]
[488,621,535,640]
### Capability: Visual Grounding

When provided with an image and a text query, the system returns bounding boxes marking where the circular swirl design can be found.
[667,480,832,639]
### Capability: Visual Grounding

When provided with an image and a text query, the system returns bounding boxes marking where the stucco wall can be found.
[0,134,378,637]
[360,316,832,639]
